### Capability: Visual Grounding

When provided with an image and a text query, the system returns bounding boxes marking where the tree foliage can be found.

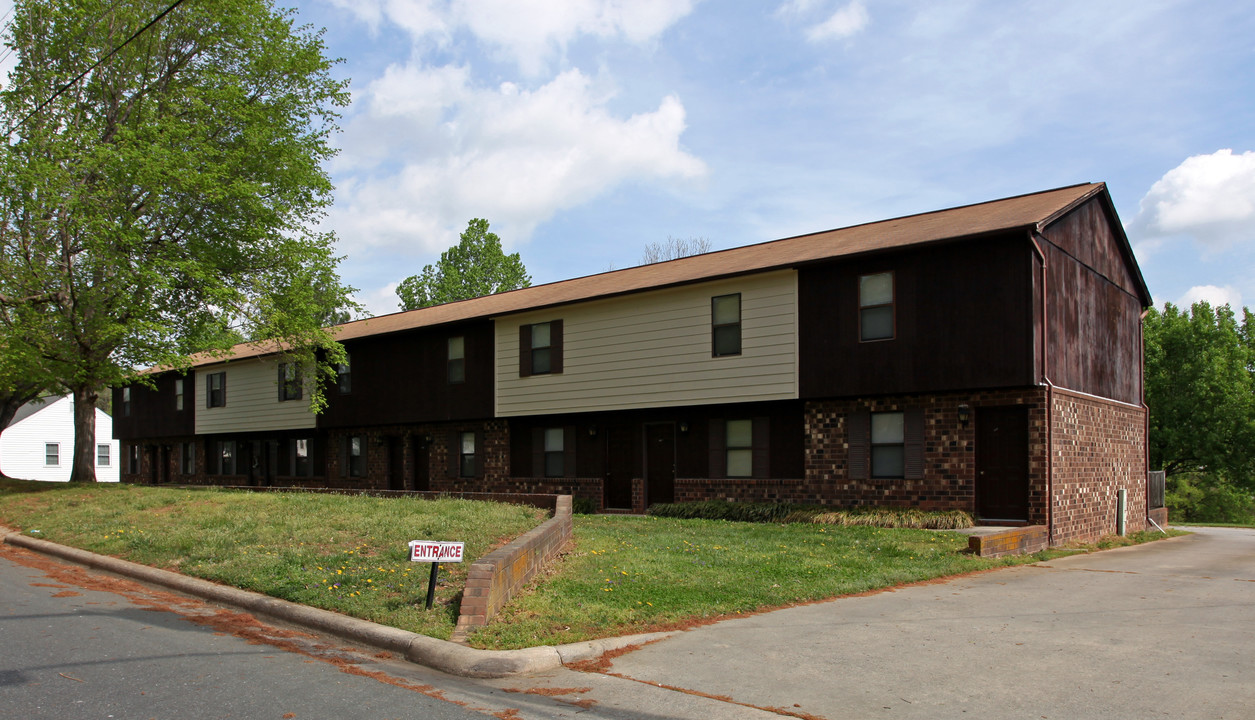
[0,0,353,481]
[640,235,712,265]
[396,219,530,311]
[1144,302,1255,489]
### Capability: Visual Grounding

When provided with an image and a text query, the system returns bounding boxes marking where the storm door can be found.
[975,406,1030,521]
[644,423,675,507]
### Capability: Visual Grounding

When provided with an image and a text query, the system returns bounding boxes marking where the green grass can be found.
[0,479,1183,650]
[465,514,1066,649]
[0,479,546,640]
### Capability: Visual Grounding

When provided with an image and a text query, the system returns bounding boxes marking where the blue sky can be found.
[24,1,1255,316]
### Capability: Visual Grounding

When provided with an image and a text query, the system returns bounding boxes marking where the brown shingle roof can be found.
[186,182,1115,368]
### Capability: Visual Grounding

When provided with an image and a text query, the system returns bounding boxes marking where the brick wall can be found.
[804,388,1049,523]
[1049,388,1148,544]
[452,495,573,641]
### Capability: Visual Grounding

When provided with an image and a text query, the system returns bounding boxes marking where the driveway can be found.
[520,526,1254,719]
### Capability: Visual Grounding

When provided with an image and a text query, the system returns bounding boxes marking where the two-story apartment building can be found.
[114,182,1153,544]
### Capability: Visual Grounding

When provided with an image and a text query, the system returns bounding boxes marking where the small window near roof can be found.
[279,363,302,401]
[174,378,184,411]
[531,323,552,374]
[337,356,352,394]
[859,272,895,341]
[448,336,465,384]
[207,372,226,408]
[712,294,742,356]
[122,387,131,416]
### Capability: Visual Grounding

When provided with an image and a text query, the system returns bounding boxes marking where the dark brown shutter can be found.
[904,408,925,480]
[752,417,771,479]
[447,432,460,477]
[205,440,218,474]
[531,427,544,477]
[277,439,290,476]
[278,365,285,401]
[221,374,226,406]
[205,374,212,408]
[550,320,564,374]
[312,438,326,478]
[849,410,870,480]
[519,325,532,377]
[339,437,348,478]
[708,419,726,479]
[474,430,485,477]
[564,425,577,478]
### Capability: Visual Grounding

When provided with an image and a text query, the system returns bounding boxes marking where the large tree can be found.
[1144,302,1255,486]
[396,219,530,311]
[0,0,353,482]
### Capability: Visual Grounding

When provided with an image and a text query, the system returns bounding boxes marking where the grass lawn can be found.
[0,479,1181,650]
[0,479,546,640]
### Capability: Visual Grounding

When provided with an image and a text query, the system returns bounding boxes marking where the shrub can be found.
[646,500,972,529]
[1166,473,1255,523]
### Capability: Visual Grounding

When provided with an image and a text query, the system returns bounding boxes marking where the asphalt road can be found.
[0,543,492,720]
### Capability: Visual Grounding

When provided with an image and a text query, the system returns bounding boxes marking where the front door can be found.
[387,437,405,491]
[644,423,675,507]
[412,437,430,491]
[604,425,634,509]
[975,406,1030,521]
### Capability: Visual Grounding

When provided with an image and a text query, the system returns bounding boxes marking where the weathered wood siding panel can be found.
[194,359,316,435]
[319,320,494,428]
[496,271,798,416]
[1041,199,1142,297]
[799,234,1035,398]
[112,372,195,440]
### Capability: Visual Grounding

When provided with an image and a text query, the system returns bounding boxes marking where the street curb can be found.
[0,527,672,678]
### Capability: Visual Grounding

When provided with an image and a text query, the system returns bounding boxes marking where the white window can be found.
[712,294,742,357]
[347,436,363,477]
[726,420,753,478]
[459,432,476,477]
[859,272,895,341]
[97,444,111,466]
[871,412,905,478]
[544,428,564,477]
[45,443,59,466]
[174,378,184,411]
[448,336,465,383]
[337,356,352,393]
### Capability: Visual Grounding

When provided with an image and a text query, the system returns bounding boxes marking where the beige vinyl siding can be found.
[194,359,315,435]
[496,270,798,416]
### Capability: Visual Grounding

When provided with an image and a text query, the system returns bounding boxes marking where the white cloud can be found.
[1133,149,1255,249]
[806,1,870,42]
[1176,284,1243,310]
[328,66,706,258]
[334,0,696,75]
[354,281,403,317]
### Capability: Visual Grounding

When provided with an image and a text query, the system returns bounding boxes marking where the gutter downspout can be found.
[1030,232,1054,546]
[1140,307,1151,528]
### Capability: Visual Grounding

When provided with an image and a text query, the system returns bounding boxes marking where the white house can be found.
[0,395,120,482]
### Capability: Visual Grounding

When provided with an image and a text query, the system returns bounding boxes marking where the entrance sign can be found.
[408,540,465,609]
[408,540,465,563]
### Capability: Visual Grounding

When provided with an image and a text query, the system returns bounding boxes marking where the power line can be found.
[3,0,189,138]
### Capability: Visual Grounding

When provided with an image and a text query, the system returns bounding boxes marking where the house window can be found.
[181,442,196,475]
[520,320,562,376]
[122,387,131,416]
[337,356,351,393]
[530,323,552,374]
[448,336,465,384]
[859,272,895,341]
[218,440,236,476]
[726,420,753,478]
[347,436,364,478]
[206,372,226,408]
[97,444,111,466]
[45,443,59,466]
[544,428,564,478]
[174,378,184,411]
[128,444,140,474]
[871,412,905,478]
[293,438,312,477]
[459,431,476,477]
[712,294,741,357]
[278,363,302,401]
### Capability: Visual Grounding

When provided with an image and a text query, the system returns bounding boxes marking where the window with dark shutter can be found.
[848,411,870,480]
[904,409,925,480]
[520,321,563,376]
[871,412,905,478]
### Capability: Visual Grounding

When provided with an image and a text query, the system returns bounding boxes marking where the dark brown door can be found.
[387,437,405,491]
[975,406,1030,521]
[412,437,430,491]
[604,425,634,509]
[644,423,675,507]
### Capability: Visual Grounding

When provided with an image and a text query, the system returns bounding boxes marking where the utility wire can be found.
[3,0,189,138]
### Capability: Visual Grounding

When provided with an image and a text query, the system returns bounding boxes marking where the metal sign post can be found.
[408,540,465,610]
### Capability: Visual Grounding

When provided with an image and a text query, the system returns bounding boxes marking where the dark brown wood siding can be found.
[318,320,494,428]
[1040,198,1144,299]
[112,372,195,440]
[799,233,1035,399]
[1041,239,1143,404]
[508,400,804,480]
